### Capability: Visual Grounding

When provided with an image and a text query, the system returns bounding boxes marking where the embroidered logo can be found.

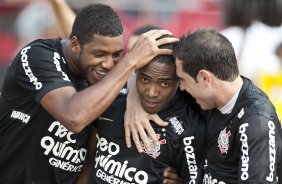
[141,134,166,158]
[218,127,231,155]
[168,117,184,135]
[10,110,31,124]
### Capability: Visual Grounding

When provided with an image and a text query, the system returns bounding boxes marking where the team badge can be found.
[218,127,231,155]
[141,134,166,158]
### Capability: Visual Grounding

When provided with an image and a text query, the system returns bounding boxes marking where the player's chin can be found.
[199,103,214,110]
[143,106,160,114]
[87,78,98,85]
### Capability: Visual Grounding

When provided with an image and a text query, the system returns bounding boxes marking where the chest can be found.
[206,113,241,164]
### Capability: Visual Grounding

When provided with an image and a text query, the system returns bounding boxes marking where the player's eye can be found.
[141,76,149,83]
[161,82,169,87]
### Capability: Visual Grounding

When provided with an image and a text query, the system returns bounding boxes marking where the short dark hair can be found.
[151,34,176,66]
[132,25,162,36]
[174,29,239,81]
[70,3,123,46]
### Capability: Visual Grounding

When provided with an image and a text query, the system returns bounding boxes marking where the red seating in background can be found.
[0,32,18,63]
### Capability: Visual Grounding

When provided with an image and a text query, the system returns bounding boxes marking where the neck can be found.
[215,76,243,109]
[61,39,80,75]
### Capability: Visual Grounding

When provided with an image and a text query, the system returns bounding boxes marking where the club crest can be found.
[141,134,166,158]
[218,127,231,155]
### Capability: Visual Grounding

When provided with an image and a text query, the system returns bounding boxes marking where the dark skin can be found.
[47,2,180,183]
[136,61,181,184]
[80,61,182,184]
[49,0,178,151]
[136,62,179,114]
[163,167,181,184]
[40,30,178,134]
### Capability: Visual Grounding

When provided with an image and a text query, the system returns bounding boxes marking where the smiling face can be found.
[175,58,215,110]
[136,61,179,114]
[72,34,124,84]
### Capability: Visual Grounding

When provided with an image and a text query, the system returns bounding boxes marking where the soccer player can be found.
[174,29,282,183]
[0,4,177,183]
[126,29,282,183]
[92,39,205,184]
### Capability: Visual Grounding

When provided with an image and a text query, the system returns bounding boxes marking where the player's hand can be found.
[163,167,182,184]
[124,74,168,152]
[124,29,178,69]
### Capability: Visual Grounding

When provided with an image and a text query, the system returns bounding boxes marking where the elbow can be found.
[61,114,88,134]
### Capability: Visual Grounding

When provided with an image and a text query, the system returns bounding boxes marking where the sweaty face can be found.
[136,61,179,114]
[175,58,214,110]
[77,34,124,84]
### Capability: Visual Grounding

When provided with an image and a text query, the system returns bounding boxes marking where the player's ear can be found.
[197,69,211,85]
[70,36,81,54]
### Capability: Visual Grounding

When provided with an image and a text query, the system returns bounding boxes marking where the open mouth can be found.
[91,69,107,81]
[95,70,106,78]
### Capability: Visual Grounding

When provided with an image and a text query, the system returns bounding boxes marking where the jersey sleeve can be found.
[15,42,73,103]
[237,114,281,183]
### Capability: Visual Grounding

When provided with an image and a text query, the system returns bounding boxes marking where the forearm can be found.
[42,29,176,133]
[49,0,75,38]
[126,73,139,108]
[55,58,136,132]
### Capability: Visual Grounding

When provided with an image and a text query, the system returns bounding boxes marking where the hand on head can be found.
[125,29,178,69]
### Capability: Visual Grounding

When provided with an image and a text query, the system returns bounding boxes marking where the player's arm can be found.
[238,115,281,183]
[76,127,97,184]
[41,30,178,133]
[49,0,75,38]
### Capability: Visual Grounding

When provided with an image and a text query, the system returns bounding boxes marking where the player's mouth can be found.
[91,69,107,81]
[142,98,160,111]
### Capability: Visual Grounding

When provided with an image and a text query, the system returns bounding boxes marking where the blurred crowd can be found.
[0,0,222,88]
[0,0,281,118]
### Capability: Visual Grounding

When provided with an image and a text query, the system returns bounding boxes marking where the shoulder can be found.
[25,38,59,52]
[241,95,277,121]
[18,38,61,65]
[233,80,281,136]
[18,39,68,77]
[239,78,278,120]
[235,106,281,141]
